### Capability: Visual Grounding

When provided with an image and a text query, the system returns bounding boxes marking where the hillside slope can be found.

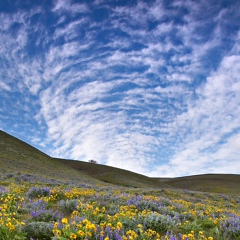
[0,130,169,189]
[156,174,240,194]
[0,130,102,186]
[54,158,170,189]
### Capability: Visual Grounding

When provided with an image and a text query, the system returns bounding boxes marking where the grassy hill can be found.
[54,158,170,189]
[0,130,168,189]
[0,129,240,194]
[156,174,240,194]
[0,130,102,187]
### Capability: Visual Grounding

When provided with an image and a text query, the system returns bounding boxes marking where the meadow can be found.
[0,180,240,240]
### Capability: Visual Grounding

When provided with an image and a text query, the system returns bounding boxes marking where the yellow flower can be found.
[70,233,77,239]
[53,222,58,228]
[87,231,92,237]
[53,229,61,237]
[61,218,68,224]
[78,230,84,237]
[10,225,15,231]
[65,224,70,230]
[117,221,122,230]
[137,224,143,228]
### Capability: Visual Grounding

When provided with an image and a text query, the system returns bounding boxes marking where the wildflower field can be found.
[0,181,240,240]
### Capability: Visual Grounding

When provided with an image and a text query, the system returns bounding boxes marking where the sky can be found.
[0,0,240,178]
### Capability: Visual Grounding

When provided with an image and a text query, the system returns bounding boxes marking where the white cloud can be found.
[0,82,11,91]
[1,0,240,178]
[147,41,240,177]
[53,0,89,14]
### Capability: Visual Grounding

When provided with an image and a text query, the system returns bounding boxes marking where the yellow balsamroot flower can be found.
[187,233,194,239]
[72,221,77,226]
[102,207,106,213]
[6,222,11,227]
[61,218,68,224]
[104,237,109,240]
[117,221,122,230]
[53,222,58,228]
[83,219,89,225]
[2,204,7,209]
[85,223,90,230]
[53,229,62,237]
[86,231,92,237]
[144,229,157,237]
[70,233,77,239]
[126,230,138,239]
[73,220,80,226]
[10,225,15,231]
[78,230,84,237]
[65,224,70,230]
[72,210,79,217]
[182,234,188,240]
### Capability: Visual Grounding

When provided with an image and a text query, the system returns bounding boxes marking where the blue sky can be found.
[0,0,240,177]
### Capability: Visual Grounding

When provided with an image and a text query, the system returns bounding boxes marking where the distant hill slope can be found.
[156,174,240,194]
[54,158,170,189]
[0,130,102,186]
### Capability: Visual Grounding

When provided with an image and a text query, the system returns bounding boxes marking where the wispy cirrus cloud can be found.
[148,39,240,176]
[0,0,240,177]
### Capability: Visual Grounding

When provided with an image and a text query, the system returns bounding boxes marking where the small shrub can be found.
[0,186,7,195]
[107,204,120,216]
[220,216,240,239]
[23,222,53,240]
[58,199,78,215]
[23,199,59,222]
[27,187,51,199]
[136,199,160,212]
[141,212,177,234]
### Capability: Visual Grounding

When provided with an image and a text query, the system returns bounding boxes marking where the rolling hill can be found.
[0,130,102,187]
[0,130,168,189]
[156,174,240,194]
[0,129,240,194]
[54,158,170,189]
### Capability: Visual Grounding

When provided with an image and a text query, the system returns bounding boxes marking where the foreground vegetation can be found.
[0,180,240,240]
